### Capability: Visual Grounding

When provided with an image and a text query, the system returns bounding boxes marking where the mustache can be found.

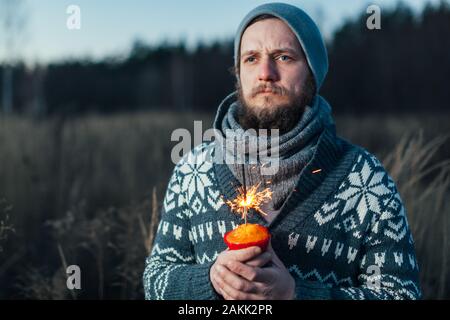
[251,84,288,97]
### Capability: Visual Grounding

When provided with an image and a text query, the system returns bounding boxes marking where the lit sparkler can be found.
[223,165,322,225]
[225,164,273,224]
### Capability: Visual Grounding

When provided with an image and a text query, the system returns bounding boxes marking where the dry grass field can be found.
[0,111,448,299]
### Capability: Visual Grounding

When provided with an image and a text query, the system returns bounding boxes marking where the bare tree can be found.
[0,0,28,114]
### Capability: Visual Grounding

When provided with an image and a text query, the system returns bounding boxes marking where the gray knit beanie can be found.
[234,2,328,91]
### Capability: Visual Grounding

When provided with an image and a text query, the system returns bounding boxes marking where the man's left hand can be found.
[213,241,296,300]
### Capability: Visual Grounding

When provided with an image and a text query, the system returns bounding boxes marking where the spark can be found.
[225,182,272,224]
[312,169,322,174]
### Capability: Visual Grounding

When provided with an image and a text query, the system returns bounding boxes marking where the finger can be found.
[215,264,257,293]
[221,289,235,300]
[212,274,226,298]
[215,269,270,299]
[225,246,262,263]
[226,260,263,283]
[218,262,269,295]
[213,270,244,299]
[214,270,262,300]
[246,252,272,268]
[210,267,224,296]
[251,266,276,284]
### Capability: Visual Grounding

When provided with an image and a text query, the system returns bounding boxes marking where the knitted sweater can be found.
[143,127,422,300]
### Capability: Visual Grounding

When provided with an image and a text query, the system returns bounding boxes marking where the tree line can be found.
[1,1,449,116]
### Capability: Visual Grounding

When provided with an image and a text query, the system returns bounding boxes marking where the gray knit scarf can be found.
[213,92,335,211]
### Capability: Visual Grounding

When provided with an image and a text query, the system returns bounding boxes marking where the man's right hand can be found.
[209,246,272,298]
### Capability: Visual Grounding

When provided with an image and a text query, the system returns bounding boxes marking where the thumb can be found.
[229,246,262,262]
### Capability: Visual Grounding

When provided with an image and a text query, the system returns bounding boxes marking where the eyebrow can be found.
[241,47,300,58]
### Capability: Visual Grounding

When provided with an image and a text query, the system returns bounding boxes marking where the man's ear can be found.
[236,77,241,89]
[228,65,239,78]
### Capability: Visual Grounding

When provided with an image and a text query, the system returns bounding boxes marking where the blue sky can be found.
[0,0,442,64]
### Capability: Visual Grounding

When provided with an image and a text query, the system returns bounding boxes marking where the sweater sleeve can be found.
[294,186,422,300]
[142,161,221,300]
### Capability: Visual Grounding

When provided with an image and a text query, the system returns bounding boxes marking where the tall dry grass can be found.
[10,188,160,300]
[383,132,450,299]
[0,111,449,299]
[0,199,14,253]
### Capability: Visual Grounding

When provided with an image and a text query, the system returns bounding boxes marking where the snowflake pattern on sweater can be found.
[143,136,421,300]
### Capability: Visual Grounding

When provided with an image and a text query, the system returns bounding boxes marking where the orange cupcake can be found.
[224,223,270,251]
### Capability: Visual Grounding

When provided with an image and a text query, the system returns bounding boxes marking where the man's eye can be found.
[245,56,256,63]
[277,55,291,61]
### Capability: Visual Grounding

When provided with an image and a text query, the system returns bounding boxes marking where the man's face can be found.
[237,17,315,134]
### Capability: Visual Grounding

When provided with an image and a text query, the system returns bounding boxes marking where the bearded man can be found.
[143,3,421,300]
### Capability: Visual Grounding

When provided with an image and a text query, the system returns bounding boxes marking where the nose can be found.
[258,57,278,82]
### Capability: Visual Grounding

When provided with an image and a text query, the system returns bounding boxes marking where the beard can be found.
[236,75,315,135]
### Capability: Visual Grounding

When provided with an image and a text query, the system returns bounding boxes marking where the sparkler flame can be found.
[223,167,322,224]
[225,182,272,223]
